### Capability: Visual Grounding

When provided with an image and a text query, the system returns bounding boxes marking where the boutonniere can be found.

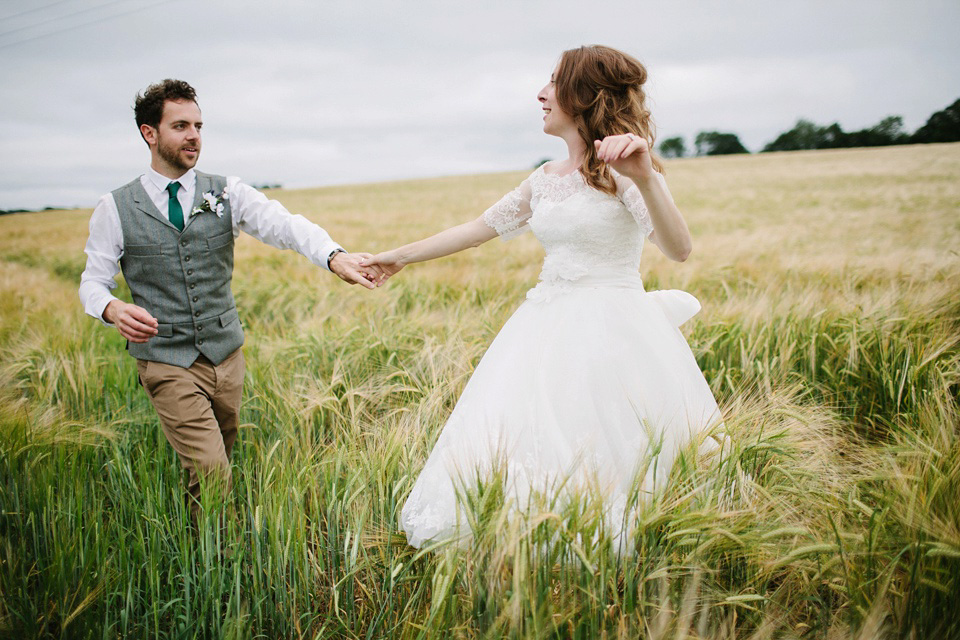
[190,190,228,218]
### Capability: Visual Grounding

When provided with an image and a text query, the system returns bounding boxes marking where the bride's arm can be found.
[363,177,533,280]
[596,135,692,262]
[628,173,691,262]
[360,216,498,278]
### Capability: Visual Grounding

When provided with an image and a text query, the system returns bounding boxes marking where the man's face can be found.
[142,99,202,175]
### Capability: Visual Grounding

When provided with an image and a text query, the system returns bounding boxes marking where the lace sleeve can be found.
[481,178,533,241]
[615,171,669,238]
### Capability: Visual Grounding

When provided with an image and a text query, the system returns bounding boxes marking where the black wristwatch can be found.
[327,248,346,268]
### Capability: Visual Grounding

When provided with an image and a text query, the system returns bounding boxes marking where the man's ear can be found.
[140,124,157,146]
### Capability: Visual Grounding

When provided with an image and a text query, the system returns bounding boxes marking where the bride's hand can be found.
[359,250,406,284]
[594,134,654,181]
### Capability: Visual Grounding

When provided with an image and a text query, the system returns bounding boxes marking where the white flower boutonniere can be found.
[190,190,228,219]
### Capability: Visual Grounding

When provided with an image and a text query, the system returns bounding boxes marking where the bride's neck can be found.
[560,131,588,170]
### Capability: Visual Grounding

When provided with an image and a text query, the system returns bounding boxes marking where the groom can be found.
[79,78,379,522]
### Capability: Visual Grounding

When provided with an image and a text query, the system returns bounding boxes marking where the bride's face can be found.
[537,66,576,137]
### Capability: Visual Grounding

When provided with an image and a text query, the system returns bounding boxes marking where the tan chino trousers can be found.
[136,348,245,522]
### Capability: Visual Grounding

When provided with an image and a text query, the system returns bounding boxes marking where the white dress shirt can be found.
[79,167,343,323]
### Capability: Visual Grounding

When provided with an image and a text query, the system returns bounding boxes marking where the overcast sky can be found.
[1,0,957,210]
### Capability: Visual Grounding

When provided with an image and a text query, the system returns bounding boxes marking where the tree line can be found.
[659,97,960,157]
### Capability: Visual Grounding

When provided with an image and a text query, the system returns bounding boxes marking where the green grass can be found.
[1,143,958,638]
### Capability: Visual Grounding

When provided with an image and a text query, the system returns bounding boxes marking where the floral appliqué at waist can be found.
[526,259,644,303]
[525,265,702,328]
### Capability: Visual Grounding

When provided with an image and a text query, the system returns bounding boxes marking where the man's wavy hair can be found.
[554,45,663,195]
[133,79,198,145]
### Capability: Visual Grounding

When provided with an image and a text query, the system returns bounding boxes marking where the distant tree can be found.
[764,115,910,152]
[911,98,960,143]
[763,119,829,152]
[659,136,686,158]
[534,158,552,168]
[842,116,909,148]
[819,123,848,148]
[694,131,748,156]
[759,97,960,152]
[872,116,908,142]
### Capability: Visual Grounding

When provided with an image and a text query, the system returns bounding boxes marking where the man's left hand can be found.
[329,252,386,289]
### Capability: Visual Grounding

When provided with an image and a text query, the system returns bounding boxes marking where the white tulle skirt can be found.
[400,268,722,548]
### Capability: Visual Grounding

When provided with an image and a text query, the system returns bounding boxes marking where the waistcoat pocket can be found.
[207,231,233,249]
[219,307,240,327]
[125,243,163,257]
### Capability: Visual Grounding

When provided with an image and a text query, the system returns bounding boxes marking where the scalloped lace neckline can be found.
[539,165,582,180]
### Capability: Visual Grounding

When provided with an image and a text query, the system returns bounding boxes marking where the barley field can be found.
[1,143,958,639]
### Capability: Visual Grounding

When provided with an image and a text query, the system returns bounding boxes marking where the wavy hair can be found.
[134,79,198,146]
[554,45,663,195]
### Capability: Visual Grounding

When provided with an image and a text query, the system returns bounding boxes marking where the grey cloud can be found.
[1,0,957,209]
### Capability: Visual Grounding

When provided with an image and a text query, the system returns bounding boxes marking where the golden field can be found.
[0,143,958,638]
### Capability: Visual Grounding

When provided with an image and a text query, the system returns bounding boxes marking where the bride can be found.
[362,45,722,548]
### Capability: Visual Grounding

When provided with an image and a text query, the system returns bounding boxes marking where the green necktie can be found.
[167,182,184,231]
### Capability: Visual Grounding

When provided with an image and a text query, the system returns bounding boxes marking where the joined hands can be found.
[358,251,405,286]
[329,251,390,289]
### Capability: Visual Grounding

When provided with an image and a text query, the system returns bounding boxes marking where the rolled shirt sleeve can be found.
[225,177,342,270]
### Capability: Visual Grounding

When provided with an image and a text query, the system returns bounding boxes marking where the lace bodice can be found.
[482,166,668,300]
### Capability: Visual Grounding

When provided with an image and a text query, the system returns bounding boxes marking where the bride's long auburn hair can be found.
[554,45,663,195]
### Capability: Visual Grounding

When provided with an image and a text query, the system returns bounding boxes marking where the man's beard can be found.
[157,135,198,173]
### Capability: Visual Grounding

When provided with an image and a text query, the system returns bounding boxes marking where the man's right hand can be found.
[102,300,159,343]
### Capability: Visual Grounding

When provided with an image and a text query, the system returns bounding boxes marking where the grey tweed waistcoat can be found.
[114,171,243,368]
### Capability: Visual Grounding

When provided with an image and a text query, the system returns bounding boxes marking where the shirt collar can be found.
[145,166,196,193]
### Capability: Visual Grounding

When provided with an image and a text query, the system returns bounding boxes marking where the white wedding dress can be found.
[400,166,722,548]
